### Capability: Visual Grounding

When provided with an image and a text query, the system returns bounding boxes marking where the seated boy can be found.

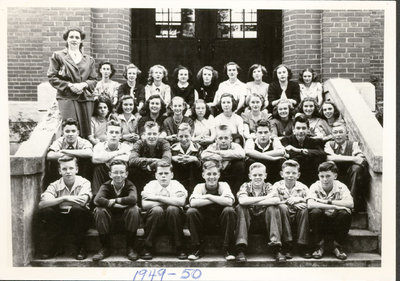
[244,119,285,183]
[92,160,140,261]
[201,125,246,195]
[129,121,172,198]
[235,162,287,263]
[38,156,92,260]
[281,114,326,186]
[186,160,236,261]
[92,119,131,195]
[46,118,93,184]
[141,161,188,260]
[273,160,311,259]
[171,123,202,194]
[324,122,368,210]
[307,161,354,260]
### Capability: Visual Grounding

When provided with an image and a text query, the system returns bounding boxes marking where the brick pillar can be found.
[91,8,132,83]
[282,10,322,80]
[321,10,371,82]
[370,10,384,103]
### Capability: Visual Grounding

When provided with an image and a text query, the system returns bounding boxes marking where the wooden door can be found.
[131,9,282,84]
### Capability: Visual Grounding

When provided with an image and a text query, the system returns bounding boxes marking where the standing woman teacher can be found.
[47,27,97,138]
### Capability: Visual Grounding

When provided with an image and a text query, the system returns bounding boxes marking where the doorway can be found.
[131,8,282,84]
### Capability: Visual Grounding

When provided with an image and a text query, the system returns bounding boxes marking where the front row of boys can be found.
[39,153,353,262]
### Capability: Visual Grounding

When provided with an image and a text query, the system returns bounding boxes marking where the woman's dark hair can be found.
[296,96,321,118]
[272,64,293,81]
[247,64,267,82]
[172,65,193,84]
[298,68,319,83]
[63,27,85,50]
[123,63,142,79]
[147,64,168,85]
[320,100,341,121]
[116,95,138,115]
[272,99,295,120]
[196,66,219,86]
[217,93,238,112]
[98,61,116,79]
[93,96,113,118]
[224,62,241,78]
[191,99,212,120]
[139,94,167,117]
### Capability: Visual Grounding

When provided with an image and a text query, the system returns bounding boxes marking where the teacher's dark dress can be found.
[47,48,97,138]
[267,81,301,112]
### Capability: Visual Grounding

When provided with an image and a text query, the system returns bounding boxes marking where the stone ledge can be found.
[324,78,382,172]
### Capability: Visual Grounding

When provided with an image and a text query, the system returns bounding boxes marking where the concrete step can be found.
[30,252,381,267]
[351,212,368,229]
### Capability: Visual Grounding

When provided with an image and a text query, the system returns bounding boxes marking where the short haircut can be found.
[247,64,267,81]
[318,161,338,174]
[172,65,193,84]
[109,159,128,170]
[98,61,116,79]
[155,160,173,172]
[224,62,241,77]
[293,113,310,128]
[255,119,272,131]
[245,92,265,109]
[93,96,113,118]
[62,118,79,130]
[58,155,78,167]
[332,121,347,132]
[196,66,219,86]
[272,64,293,81]
[216,124,232,136]
[298,68,319,83]
[272,99,295,120]
[147,64,168,85]
[144,121,160,132]
[116,95,138,115]
[249,162,266,173]
[320,100,341,121]
[123,63,142,79]
[297,97,321,118]
[177,122,192,134]
[191,99,212,120]
[107,119,122,131]
[202,160,221,172]
[281,159,300,171]
[139,94,167,117]
[218,93,238,112]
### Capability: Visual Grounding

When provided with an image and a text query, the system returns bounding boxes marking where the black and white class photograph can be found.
[2,1,396,281]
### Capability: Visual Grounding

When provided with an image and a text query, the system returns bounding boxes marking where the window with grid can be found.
[217,9,257,38]
[155,8,195,38]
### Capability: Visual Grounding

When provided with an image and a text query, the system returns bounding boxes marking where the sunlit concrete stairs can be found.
[31,212,380,267]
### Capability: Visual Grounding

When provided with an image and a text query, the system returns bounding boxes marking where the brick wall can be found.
[370,10,384,103]
[321,10,371,82]
[282,10,322,80]
[91,9,131,83]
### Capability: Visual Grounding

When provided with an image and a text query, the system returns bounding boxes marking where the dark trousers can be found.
[290,153,326,186]
[172,162,201,196]
[309,208,352,247]
[279,204,309,245]
[92,164,110,196]
[38,204,91,251]
[143,205,185,249]
[128,167,155,205]
[93,206,140,235]
[235,205,284,248]
[187,205,236,250]
[337,162,369,208]
[245,157,283,184]
[220,159,246,196]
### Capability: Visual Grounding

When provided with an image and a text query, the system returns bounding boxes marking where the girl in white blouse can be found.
[191,99,216,148]
[144,64,171,106]
[298,68,323,106]
[246,64,269,108]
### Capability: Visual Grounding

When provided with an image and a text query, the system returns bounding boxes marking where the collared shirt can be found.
[40,175,92,206]
[241,109,272,134]
[299,82,323,104]
[190,182,234,204]
[142,180,188,202]
[324,140,364,157]
[201,142,245,169]
[244,137,284,153]
[129,139,171,170]
[117,114,138,136]
[93,80,120,103]
[144,83,171,105]
[93,141,131,165]
[90,116,108,142]
[308,180,353,215]
[94,179,137,207]
[214,79,247,103]
[193,116,215,139]
[273,180,308,213]
[49,136,92,152]
[308,117,331,138]
[171,141,201,156]
[237,181,277,216]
